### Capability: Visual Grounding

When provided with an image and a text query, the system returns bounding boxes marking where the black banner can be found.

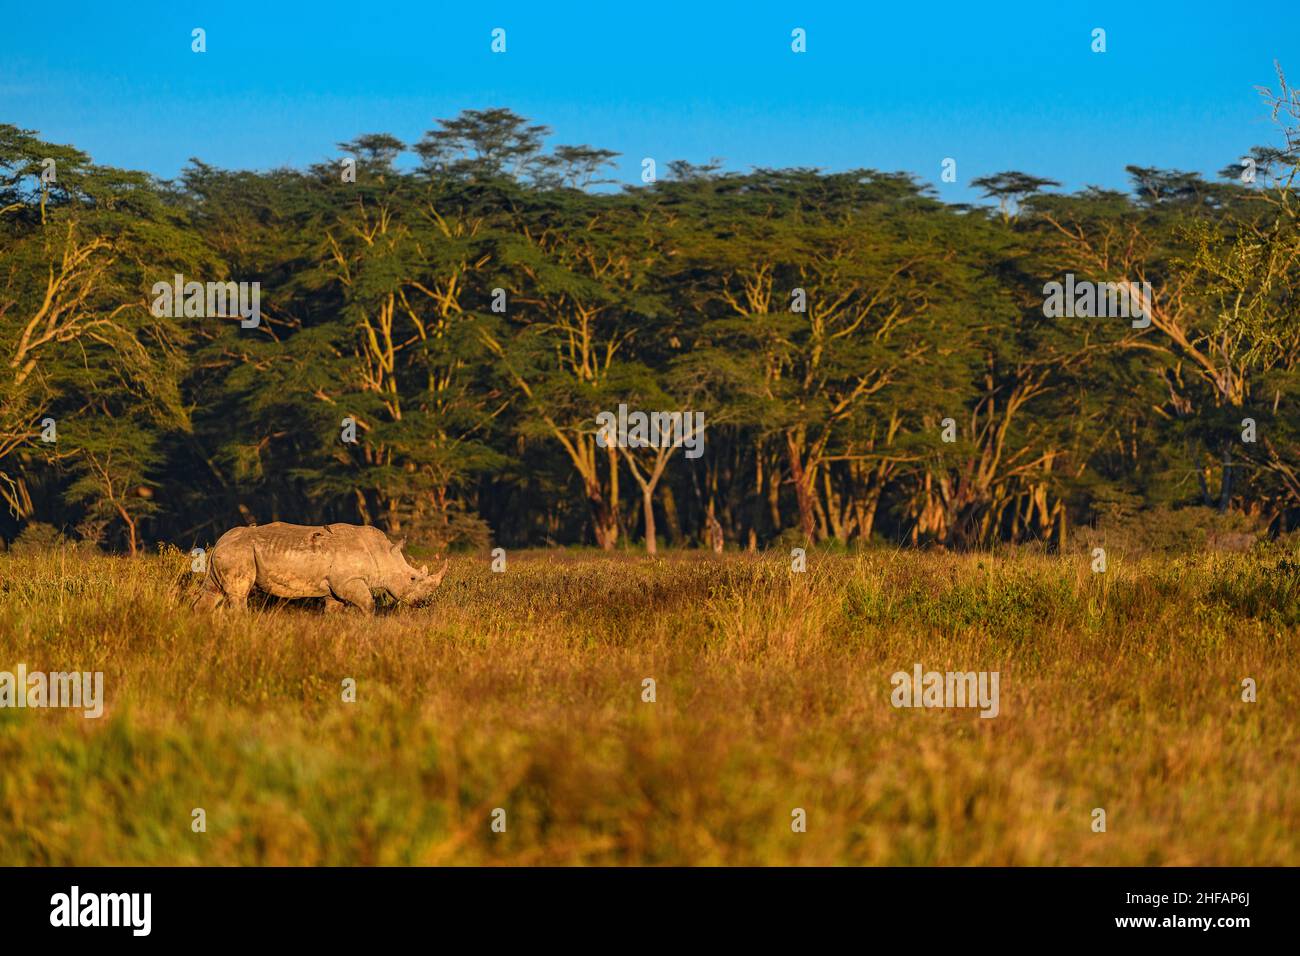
[0,866,1286,942]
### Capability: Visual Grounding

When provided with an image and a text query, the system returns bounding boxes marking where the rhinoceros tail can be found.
[192,543,227,610]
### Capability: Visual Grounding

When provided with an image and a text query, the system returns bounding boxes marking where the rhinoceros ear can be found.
[390,538,406,554]
[419,564,428,575]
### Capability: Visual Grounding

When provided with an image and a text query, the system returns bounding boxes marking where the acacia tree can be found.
[0,125,205,537]
[1030,161,1289,520]
[607,360,713,555]
[313,144,503,539]
[1190,66,1300,522]
[670,172,951,542]
[971,171,1060,223]
[183,129,507,546]
[62,416,160,554]
[487,188,661,549]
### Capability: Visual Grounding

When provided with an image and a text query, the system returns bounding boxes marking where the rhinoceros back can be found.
[213,522,359,598]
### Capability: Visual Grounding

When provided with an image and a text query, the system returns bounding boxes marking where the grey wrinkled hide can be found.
[193,522,449,613]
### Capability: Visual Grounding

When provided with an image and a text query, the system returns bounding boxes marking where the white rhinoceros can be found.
[194,522,449,613]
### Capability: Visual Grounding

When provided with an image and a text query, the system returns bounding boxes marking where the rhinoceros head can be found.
[381,539,450,605]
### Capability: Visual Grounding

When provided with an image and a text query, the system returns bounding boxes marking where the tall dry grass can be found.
[0,546,1296,865]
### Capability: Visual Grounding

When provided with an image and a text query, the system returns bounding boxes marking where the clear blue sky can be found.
[2,1,1295,203]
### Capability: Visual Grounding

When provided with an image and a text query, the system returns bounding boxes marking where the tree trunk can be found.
[785,434,817,542]
[662,484,681,545]
[748,448,765,551]
[767,450,783,532]
[642,488,657,555]
[1219,445,1233,514]
[590,497,618,549]
[858,485,882,542]
[585,474,619,550]
[607,444,621,546]
[114,502,138,557]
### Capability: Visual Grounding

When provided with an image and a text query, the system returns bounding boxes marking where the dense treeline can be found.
[2,83,1299,554]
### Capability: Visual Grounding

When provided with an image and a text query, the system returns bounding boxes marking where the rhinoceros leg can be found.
[330,577,375,614]
[199,550,253,611]
[218,564,253,611]
[224,580,252,611]
[322,594,347,614]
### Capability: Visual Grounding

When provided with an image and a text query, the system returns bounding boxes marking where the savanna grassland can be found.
[0,547,1297,866]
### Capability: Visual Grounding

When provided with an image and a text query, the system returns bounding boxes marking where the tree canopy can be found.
[2,84,1298,554]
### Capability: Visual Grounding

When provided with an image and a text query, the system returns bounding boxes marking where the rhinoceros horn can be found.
[429,557,450,586]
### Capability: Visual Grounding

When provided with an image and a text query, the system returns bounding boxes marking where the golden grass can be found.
[0,546,1296,865]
